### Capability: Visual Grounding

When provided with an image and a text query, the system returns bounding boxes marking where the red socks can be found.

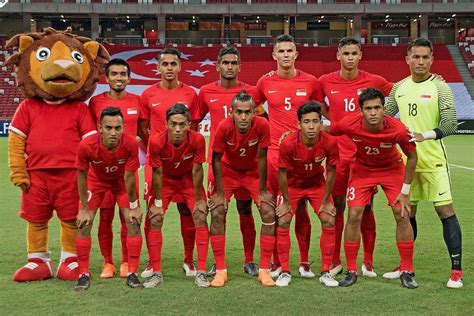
[333,211,344,266]
[239,214,256,263]
[147,230,163,272]
[397,240,414,272]
[276,228,291,272]
[127,235,143,274]
[295,209,311,264]
[344,241,360,272]
[361,210,376,266]
[195,226,209,271]
[76,236,92,275]
[260,235,275,270]
[119,211,128,263]
[98,208,114,264]
[320,227,335,272]
[210,235,226,270]
[180,215,195,264]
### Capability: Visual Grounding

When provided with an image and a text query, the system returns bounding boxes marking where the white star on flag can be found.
[186,69,209,77]
[198,59,216,67]
[143,58,159,65]
[152,69,161,75]
[180,52,193,60]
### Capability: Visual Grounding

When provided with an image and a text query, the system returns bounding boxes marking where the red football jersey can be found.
[319,70,393,160]
[256,70,324,151]
[89,92,141,137]
[9,99,96,170]
[213,116,270,171]
[140,82,199,137]
[330,113,415,169]
[76,133,139,182]
[148,130,206,177]
[279,130,339,188]
[198,81,261,162]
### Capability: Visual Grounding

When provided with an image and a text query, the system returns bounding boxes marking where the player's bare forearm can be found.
[152,167,163,199]
[323,164,336,202]
[278,168,290,203]
[193,163,204,201]
[124,171,138,203]
[212,151,225,195]
[404,150,417,185]
[138,119,150,147]
[190,120,199,132]
[321,102,331,120]
[257,148,268,192]
[77,169,89,209]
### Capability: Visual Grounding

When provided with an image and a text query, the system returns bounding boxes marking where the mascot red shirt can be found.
[6,28,109,282]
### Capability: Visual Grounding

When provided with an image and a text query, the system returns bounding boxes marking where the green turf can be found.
[0,136,473,315]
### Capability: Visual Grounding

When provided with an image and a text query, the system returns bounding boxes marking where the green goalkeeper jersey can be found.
[385,74,457,173]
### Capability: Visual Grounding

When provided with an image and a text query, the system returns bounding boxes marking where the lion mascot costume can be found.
[6,28,109,282]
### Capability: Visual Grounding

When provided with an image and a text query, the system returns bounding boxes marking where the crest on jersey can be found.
[314,156,325,163]
[127,108,138,115]
[420,95,432,102]
[296,89,307,97]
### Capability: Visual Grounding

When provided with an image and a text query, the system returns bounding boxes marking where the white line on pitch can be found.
[449,164,474,171]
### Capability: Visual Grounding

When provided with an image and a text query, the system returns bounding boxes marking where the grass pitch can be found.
[0,136,473,315]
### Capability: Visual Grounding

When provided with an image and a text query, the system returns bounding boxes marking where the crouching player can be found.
[276,101,339,287]
[328,88,418,289]
[145,104,209,288]
[209,91,277,287]
[74,107,143,291]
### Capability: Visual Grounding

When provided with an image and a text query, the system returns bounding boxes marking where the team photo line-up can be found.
[8,34,463,292]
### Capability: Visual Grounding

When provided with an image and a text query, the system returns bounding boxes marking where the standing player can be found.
[328,88,418,289]
[256,34,325,278]
[209,91,277,287]
[198,47,262,276]
[145,104,209,288]
[88,58,142,279]
[384,38,463,288]
[276,101,339,287]
[318,37,394,277]
[74,107,143,291]
[139,48,200,278]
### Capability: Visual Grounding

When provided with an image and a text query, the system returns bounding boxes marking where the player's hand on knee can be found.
[76,208,92,229]
[209,193,226,211]
[129,207,143,226]
[193,199,208,215]
[258,190,276,210]
[148,204,164,219]
[394,193,411,218]
[319,201,336,216]
[276,200,292,218]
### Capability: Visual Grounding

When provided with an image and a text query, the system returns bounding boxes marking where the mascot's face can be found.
[6,28,109,102]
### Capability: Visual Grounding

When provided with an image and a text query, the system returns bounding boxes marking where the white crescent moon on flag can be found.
[111,48,162,81]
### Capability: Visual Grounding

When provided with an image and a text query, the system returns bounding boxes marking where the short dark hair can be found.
[338,37,361,49]
[407,37,433,54]
[231,90,255,109]
[358,88,385,109]
[166,103,190,121]
[297,101,322,121]
[159,48,181,61]
[100,107,123,122]
[217,46,240,64]
[275,34,295,45]
[105,58,131,77]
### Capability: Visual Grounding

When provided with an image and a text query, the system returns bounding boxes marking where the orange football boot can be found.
[119,262,129,278]
[258,270,276,287]
[100,263,115,278]
[211,270,228,287]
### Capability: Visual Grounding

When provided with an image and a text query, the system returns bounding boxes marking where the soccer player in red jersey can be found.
[139,48,200,278]
[327,88,418,289]
[209,91,277,287]
[74,107,143,291]
[319,37,394,277]
[145,104,209,288]
[256,34,324,278]
[276,101,339,287]
[88,58,142,279]
[198,47,262,276]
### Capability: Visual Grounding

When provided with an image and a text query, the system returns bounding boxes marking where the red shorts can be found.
[347,162,405,208]
[20,169,79,223]
[99,171,140,209]
[333,159,351,197]
[289,184,332,216]
[267,149,280,197]
[147,175,205,213]
[87,177,129,210]
[208,164,259,202]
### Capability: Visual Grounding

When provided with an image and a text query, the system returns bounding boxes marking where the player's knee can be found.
[77,224,93,237]
[192,211,207,227]
[127,224,141,236]
[236,200,252,215]
[319,213,335,227]
[177,203,192,216]
[149,215,164,230]
[211,206,226,227]
[278,214,292,229]
[435,203,455,219]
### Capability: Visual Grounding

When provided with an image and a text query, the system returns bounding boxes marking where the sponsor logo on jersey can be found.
[226,141,236,146]
[162,157,171,160]
[380,142,393,148]
[357,88,365,95]
[352,138,362,142]
[330,90,340,94]
[92,160,103,164]
[314,156,325,163]
[268,90,278,94]
[292,156,302,161]
[127,108,138,115]
[296,89,307,97]
[151,102,160,107]
[183,154,194,160]
[210,99,219,103]
[118,159,127,164]
[248,139,259,146]
[420,95,432,102]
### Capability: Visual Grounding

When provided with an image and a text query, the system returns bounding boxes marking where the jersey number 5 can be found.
[284,97,292,111]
